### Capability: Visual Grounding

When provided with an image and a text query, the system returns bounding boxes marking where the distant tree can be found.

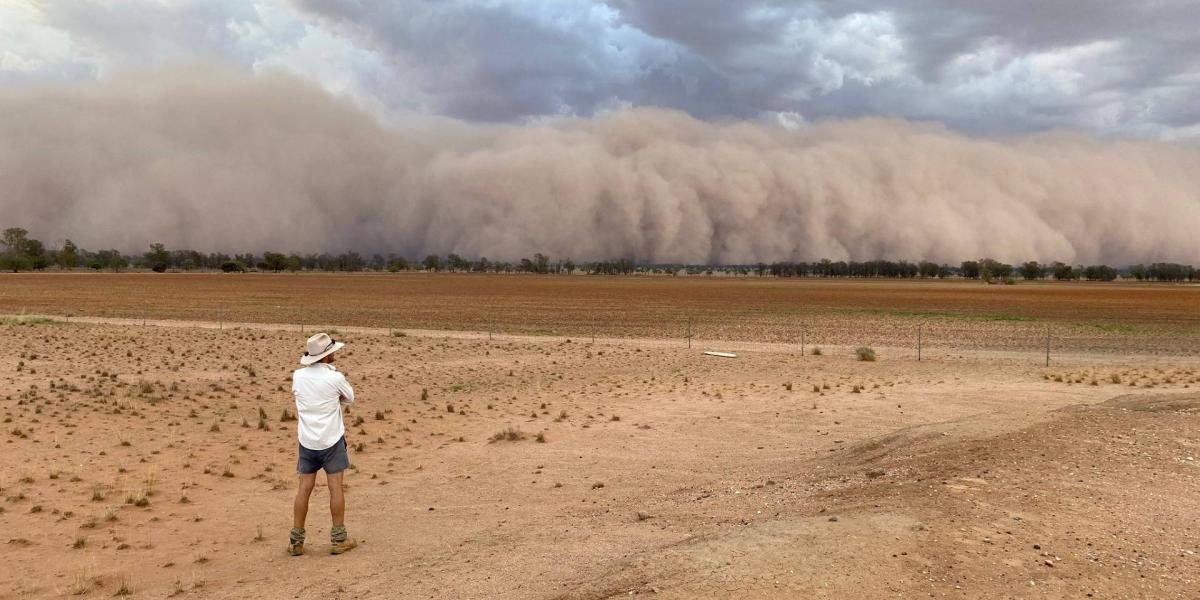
[423,254,441,271]
[106,251,128,272]
[220,260,246,273]
[444,253,467,272]
[386,256,409,272]
[1148,262,1188,282]
[369,253,386,271]
[1,227,30,272]
[1019,261,1044,280]
[144,243,170,272]
[960,260,981,279]
[476,257,491,272]
[261,251,288,272]
[285,254,302,272]
[1128,264,1147,281]
[1050,262,1076,281]
[563,259,575,274]
[233,253,258,270]
[24,238,48,270]
[57,239,78,270]
[519,257,535,272]
[918,261,939,278]
[1083,265,1117,281]
[533,253,550,274]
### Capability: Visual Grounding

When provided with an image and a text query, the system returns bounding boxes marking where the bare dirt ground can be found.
[1,273,1198,355]
[3,313,1199,599]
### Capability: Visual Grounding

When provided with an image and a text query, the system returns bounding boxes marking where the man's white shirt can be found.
[291,363,355,450]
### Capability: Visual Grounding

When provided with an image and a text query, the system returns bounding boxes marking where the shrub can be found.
[489,427,525,442]
[855,347,876,362]
[810,347,823,356]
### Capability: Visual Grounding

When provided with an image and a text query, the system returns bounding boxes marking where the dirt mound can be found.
[1096,391,1200,413]
[804,391,1200,598]
[585,391,1200,597]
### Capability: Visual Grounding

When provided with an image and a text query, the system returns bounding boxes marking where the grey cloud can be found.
[2,66,1198,265]
[290,0,741,121]
[32,0,270,72]
[6,0,1200,136]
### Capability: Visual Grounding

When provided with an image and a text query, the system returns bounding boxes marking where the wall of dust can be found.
[2,65,1198,264]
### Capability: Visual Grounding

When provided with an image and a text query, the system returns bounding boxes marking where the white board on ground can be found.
[703,351,737,358]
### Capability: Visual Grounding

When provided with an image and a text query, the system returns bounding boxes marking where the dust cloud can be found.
[2,65,1197,265]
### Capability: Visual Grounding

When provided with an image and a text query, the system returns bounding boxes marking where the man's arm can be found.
[336,374,355,406]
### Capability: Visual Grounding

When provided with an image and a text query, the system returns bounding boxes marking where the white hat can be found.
[300,332,345,365]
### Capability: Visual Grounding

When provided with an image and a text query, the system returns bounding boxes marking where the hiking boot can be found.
[287,527,306,556]
[330,538,357,555]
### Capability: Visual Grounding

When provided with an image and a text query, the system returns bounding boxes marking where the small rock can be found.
[828,516,839,522]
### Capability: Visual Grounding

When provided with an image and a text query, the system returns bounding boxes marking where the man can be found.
[288,332,358,556]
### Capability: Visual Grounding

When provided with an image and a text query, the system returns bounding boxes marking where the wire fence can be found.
[11,301,1198,365]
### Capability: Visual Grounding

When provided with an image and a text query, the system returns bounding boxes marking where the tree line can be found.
[1,228,1195,281]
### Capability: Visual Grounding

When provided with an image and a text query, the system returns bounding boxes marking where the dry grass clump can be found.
[855,347,876,362]
[489,427,526,442]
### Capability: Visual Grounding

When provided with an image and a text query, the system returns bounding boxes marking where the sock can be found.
[331,525,347,543]
[289,527,305,545]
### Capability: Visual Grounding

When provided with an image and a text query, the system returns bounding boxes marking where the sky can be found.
[4,0,1200,138]
[2,1,1199,265]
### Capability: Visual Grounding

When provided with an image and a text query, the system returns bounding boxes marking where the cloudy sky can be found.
[4,0,1200,138]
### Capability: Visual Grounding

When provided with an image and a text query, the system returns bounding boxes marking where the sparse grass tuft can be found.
[855,347,876,362]
[489,427,526,442]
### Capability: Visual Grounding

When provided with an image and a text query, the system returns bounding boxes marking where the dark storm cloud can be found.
[288,0,744,121]
[284,0,1200,135]
[5,0,1200,135]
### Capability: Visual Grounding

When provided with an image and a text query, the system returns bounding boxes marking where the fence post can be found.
[801,328,805,357]
[917,323,922,362]
[687,317,693,349]
[219,308,224,331]
[142,303,147,326]
[1044,324,1051,367]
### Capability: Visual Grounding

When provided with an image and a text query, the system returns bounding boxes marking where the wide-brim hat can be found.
[300,332,345,365]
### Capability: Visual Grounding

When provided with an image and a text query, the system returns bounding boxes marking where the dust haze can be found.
[2,65,1197,265]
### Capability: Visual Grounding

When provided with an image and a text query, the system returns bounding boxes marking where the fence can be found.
[13,301,1200,365]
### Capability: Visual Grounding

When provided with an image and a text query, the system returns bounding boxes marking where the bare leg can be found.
[327,471,345,527]
[294,474,316,529]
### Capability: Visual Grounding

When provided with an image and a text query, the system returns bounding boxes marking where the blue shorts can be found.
[297,436,350,475]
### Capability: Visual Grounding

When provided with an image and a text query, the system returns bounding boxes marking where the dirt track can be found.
[3,316,1199,599]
